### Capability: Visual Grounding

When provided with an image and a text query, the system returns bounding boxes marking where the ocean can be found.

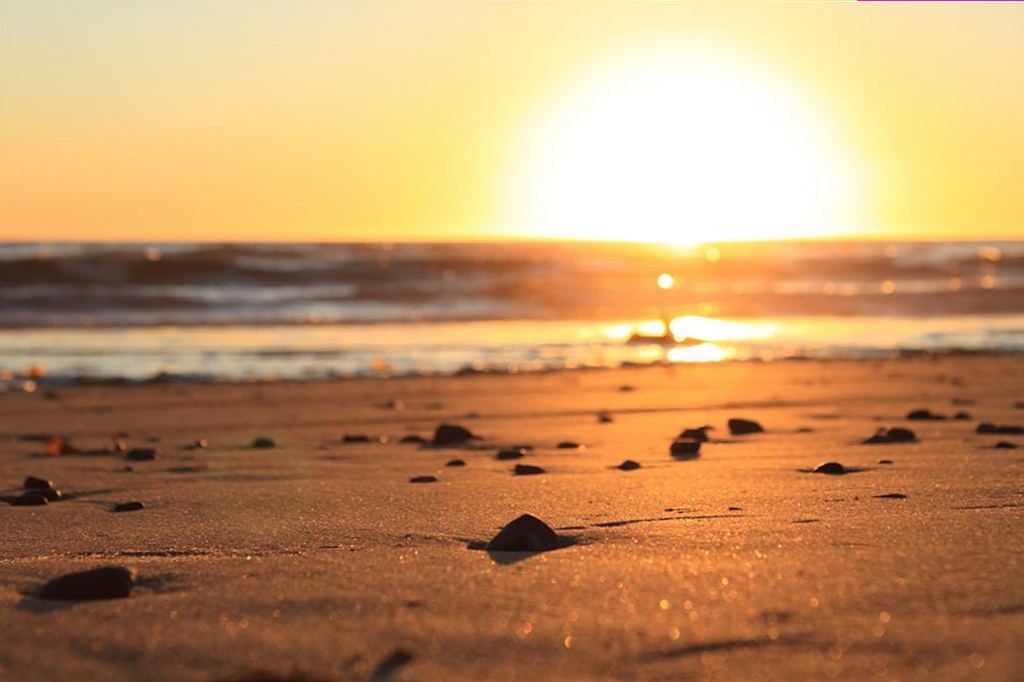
[1,240,1022,385]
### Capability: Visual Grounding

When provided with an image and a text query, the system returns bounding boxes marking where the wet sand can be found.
[2,355,1023,681]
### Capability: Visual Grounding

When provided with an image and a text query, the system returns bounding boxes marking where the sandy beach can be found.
[1,355,1022,681]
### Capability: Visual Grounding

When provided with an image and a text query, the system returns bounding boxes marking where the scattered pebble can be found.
[994,441,1018,449]
[399,435,427,445]
[485,514,560,552]
[679,426,712,442]
[863,427,917,444]
[409,475,438,483]
[670,439,701,459]
[728,418,764,435]
[184,438,208,450]
[874,493,908,499]
[113,501,144,513]
[811,462,848,475]
[371,649,415,682]
[432,423,477,446]
[445,459,466,467]
[618,384,636,392]
[11,492,49,506]
[906,409,946,420]
[109,439,127,453]
[556,441,583,449]
[126,448,158,461]
[45,436,80,456]
[878,459,895,465]
[728,506,742,511]
[513,464,545,476]
[976,423,1024,435]
[597,411,614,423]
[24,476,53,490]
[616,460,641,471]
[495,449,526,461]
[952,412,972,421]
[796,427,815,433]
[34,487,63,502]
[251,437,276,449]
[38,566,136,600]
[342,434,371,443]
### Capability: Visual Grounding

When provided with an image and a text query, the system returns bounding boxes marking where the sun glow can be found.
[505,48,861,244]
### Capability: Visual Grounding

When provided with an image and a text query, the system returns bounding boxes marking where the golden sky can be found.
[1,1,1022,243]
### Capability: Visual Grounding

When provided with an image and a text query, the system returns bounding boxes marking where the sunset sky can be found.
[1,1,1022,243]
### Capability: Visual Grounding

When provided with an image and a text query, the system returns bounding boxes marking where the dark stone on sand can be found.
[24,476,53,490]
[617,460,641,471]
[126,448,158,461]
[953,412,972,420]
[878,459,894,465]
[342,434,371,443]
[728,506,742,511]
[34,487,63,502]
[371,649,414,682]
[513,464,545,476]
[557,441,583,449]
[728,418,764,435]
[679,426,712,442]
[38,566,136,600]
[976,423,1024,435]
[485,514,559,552]
[11,492,48,506]
[906,409,946,420]
[875,493,908,499]
[597,411,614,423]
[113,501,144,512]
[995,441,1018,449]
[184,438,208,450]
[409,475,438,483]
[495,449,525,460]
[399,435,427,445]
[796,427,816,433]
[863,427,917,444]
[123,465,134,472]
[251,437,276,448]
[432,423,477,446]
[618,384,636,392]
[670,439,702,458]
[811,462,847,475]
[445,458,466,467]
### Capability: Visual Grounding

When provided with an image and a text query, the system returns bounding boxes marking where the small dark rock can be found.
[670,439,701,459]
[495,449,526,461]
[485,514,559,552]
[618,384,636,392]
[184,438,208,450]
[371,649,415,682]
[811,462,847,475]
[863,427,917,444]
[409,475,438,483]
[796,427,815,433]
[616,460,641,471]
[952,412,972,421]
[38,566,136,600]
[251,437,276,448]
[399,435,427,445]
[342,434,371,443]
[597,411,614,423]
[113,501,144,512]
[126,448,158,461]
[432,423,477,446]
[878,459,894,465]
[513,464,545,476]
[906,409,946,420]
[728,418,764,435]
[976,423,1024,435]
[11,492,49,506]
[123,465,135,472]
[24,476,53,490]
[874,493,908,499]
[994,441,1018,449]
[728,506,742,511]
[445,458,466,467]
[679,426,712,442]
[34,487,63,502]
[556,441,583,449]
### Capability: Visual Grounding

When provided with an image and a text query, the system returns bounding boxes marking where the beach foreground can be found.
[2,356,1023,681]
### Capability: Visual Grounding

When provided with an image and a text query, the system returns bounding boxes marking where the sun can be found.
[501,48,861,244]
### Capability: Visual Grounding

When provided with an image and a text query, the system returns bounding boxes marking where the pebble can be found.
[976,423,1024,435]
[184,438,208,450]
[875,493,908,499]
[513,464,545,476]
[399,435,427,445]
[906,409,946,420]
[126,448,158,461]
[556,441,583,449]
[495,449,526,461]
[616,460,641,471]
[728,418,764,435]
[485,514,560,552]
[878,459,895,465]
[251,437,276,449]
[994,441,1018,449]
[38,566,136,600]
[34,487,63,502]
[409,475,438,483]
[45,436,80,456]
[113,501,145,512]
[11,492,49,506]
[811,462,847,475]
[670,439,701,459]
[679,426,712,442]
[863,427,917,444]
[24,476,53,490]
[445,459,466,467]
[342,434,371,443]
[597,411,614,423]
[952,412,972,421]
[432,424,477,446]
